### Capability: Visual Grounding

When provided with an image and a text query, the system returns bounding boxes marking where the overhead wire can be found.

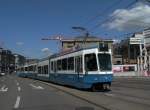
[89,0,138,33]
[82,0,123,27]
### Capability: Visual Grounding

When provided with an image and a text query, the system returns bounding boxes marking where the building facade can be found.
[61,36,113,51]
[0,48,15,73]
[113,32,144,65]
[14,54,26,70]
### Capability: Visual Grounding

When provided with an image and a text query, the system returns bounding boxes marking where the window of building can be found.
[99,43,108,51]
[68,57,74,70]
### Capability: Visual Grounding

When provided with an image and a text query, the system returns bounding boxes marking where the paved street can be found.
[0,75,150,110]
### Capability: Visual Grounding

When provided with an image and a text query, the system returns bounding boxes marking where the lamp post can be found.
[72,26,89,47]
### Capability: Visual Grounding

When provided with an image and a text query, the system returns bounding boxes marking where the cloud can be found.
[41,48,51,56]
[104,3,150,31]
[41,48,49,52]
[16,42,24,46]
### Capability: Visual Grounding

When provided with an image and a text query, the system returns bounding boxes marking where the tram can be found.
[17,45,113,91]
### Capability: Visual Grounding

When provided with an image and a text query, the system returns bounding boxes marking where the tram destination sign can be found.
[129,37,144,44]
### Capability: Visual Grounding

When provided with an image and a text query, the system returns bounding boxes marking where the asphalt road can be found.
[0,75,150,110]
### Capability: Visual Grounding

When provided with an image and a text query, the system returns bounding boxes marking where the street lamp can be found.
[72,26,90,47]
[72,26,89,37]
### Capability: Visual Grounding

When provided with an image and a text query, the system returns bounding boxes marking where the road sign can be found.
[130,37,144,44]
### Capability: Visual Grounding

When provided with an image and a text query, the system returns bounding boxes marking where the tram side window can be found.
[85,53,98,71]
[57,60,62,70]
[29,66,33,71]
[38,66,41,74]
[34,65,37,72]
[51,61,54,71]
[54,61,57,72]
[43,65,48,74]
[62,58,67,70]
[75,56,83,73]
[21,67,24,72]
[25,67,28,71]
[68,57,74,70]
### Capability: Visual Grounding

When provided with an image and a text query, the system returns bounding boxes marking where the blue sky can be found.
[0,0,149,58]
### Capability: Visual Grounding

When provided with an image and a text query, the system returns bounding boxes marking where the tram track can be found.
[113,80,150,85]
[38,79,150,109]
[20,77,150,110]
[112,83,150,91]
[103,92,150,108]
[108,90,150,102]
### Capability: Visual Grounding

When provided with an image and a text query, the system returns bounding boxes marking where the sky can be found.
[0,0,150,58]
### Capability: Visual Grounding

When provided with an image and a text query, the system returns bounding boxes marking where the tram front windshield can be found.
[84,53,98,71]
[98,54,112,71]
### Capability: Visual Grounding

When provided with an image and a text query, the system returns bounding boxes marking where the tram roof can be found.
[49,46,99,59]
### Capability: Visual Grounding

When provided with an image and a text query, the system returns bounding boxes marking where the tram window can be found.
[34,65,36,72]
[57,60,62,70]
[68,57,74,70]
[38,66,41,74]
[98,54,112,71]
[54,61,57,72]
[62,58,67,70]
[29,66,33,71]
[44,65,48,74]
[25,67,28,71]
[21,67,24,71]
[75,56,83,73]
[85,53,98,71]
[51,61,54,71]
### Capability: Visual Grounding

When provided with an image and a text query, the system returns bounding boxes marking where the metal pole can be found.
[139,44,143,76]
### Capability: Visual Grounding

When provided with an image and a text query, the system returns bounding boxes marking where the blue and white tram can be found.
[17,46,113,90]
[48,47,113,90]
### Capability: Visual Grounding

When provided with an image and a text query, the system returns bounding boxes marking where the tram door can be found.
[75,56,83,75]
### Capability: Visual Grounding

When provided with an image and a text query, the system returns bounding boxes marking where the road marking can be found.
[29,84,44,90]
[0,85,8,92]
[105,93,115,97]
[16,82,19,86]
[18,87,21,92]
[14,96,20,109]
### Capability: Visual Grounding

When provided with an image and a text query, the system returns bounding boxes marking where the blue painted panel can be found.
[48,73,113,89]
[17,72,113,89]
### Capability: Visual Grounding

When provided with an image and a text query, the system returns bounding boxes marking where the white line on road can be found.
[0,85,8,92]
[29,84,44,90]
[105,93,115,97]
[18,87,21,92]
[0,85,6,89]
[14,96,21,109]
[16,82,19,86]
